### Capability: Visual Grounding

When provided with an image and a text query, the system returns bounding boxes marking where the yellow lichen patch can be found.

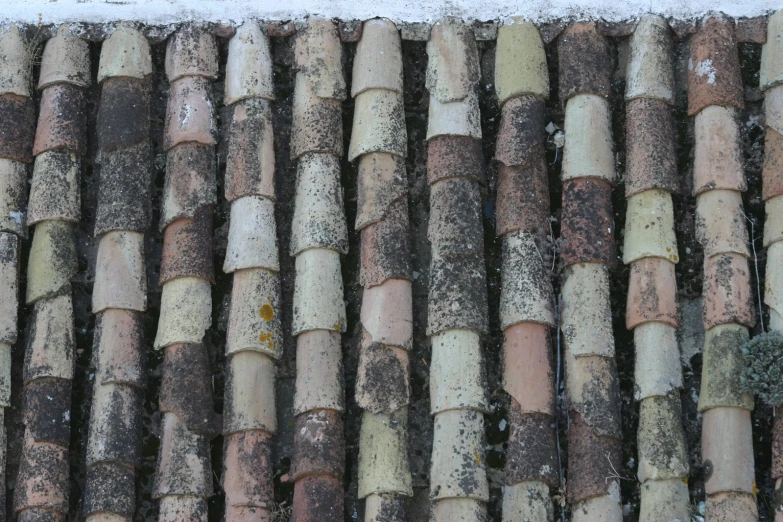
[259,303,275,321]
[473,448,481,465]
[259,332,273,343]
[752,481,758,496]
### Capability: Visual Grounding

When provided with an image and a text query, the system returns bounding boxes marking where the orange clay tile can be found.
[496,158,550,235]
[626,257,679,329]
[13,431,69,514]
[294,19,346,101]
[93,309,144,387]
[165,27,218,82]
[505,402,558,487]
[290,409,345,481]
[291,474,344,522]
[558,22,613,101]
[360,198,411,287]
[159,344,220,437]
[360,278,413,349]
[735,16,767,44]
[428,178,483,256]
[702,253,755,329]
[355,333,410,414]
[624,97,678,197]
[355,152,407,231]
[704,491,759,522]
[493,94,546,167]
[22,378,71,446]
[97,77,151,153]
[223,431,274,511]
[566,413,622,504]
[427,252,488,335]
[702,407,755,495]
[152,412,213,499]
[566,353,622,437]
[160,208,214,285]
[161,142,216,229]
[290,74,343,160]
[224,98,275,203]
[0,94,35,162]
[82,461,136,518]
[560,177,615,267]
[32,83,86,156]
[692,106,745,195]
[763,127,783,201]
[85,384,142,465]
[95,143,153,235]
[503,322,554,415]
[164,76,217,151]
[687,16,744,116]
[426,135,485,185]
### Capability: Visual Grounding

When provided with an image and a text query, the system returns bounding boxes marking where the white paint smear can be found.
[0,0,780,25]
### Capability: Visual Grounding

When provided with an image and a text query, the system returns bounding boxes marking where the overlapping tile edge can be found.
[0,12,775,522]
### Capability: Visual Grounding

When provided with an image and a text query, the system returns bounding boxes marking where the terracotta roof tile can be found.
[505,406,558,487]
[565,352,622,437]
[359,278,413,349]
[693,106,745,194]
[95,143,153,235]
[225,23,274,105]
[224,351,277,433]
[430,329,489,414]
[0,27,31,97]
[93,309,145,387]
[225,267,282,359]
[92,230,147,312]
[496,159,549,235]
[291,475,344,522]
[764,195,783,246]
[558,22,612,101]
[426,135,485,185]
[25,220,77,304]
[160,208,214,285]
[33,84,87,156]
[23,293,74,383]
[37,26,91,90]
[494,19,549,106]
[152,413,214,498]
[503,482,554,520]
[763,127,783,201]
[766,84,783,135]
[223,431,274,510]
[364,494,406,521]
[291,74,343,159]
[687,16,743,115]
[0,233,19,345]
[157,496,209,522]
[426,19,479,103]
[695,190,750,258]
[224,196,279,273]
[85,383,142,465]
[626,257,679,329]
[163,76,217,150]
[428,178,483,256]
[224,98,275,203]
[623,189,678,264]
[625,16,674,103]
[13,433,69,514]
[430,498,486,521]
[638,479,691,522]
[348,88,407,161]
[153,276,212,348]
[735,16,767,44]
[164,27,218,82]
[503,322,554,414]
[430,409,488,501]
[761,11,783,90]
[427,252,488,335]
[291,409,345,480]
[294,19,346,101]
[560,178,615,267]
[561,263,614,358]
[352,19,403,96]
[0,94,36,162]
[494,95,546,167]
[702,407,755,494]
[97,26,152,83]
[500,232,555,329]
[637,393,689,481]
[355,152,407,230]
[633,323,682,399]
[0,160,27,238]
[293,330,343,414]
[357,409,413,497]
[292,248,346,336]
[765,242,783,316]
[566,413,621,504]
[562,94,615,183]
[356,337,410,414]
[82,461,136,518]
[426,90,482,140]
[703,491,759,522]
[161,142,216,229]
[97,77,151,152]
[698,324,754,411]
[624,97,678,197]
[27,150,80,226]
[702,254,755,329]
[22,378,71,446]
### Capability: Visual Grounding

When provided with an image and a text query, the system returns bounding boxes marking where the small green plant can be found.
[741,331,783,407]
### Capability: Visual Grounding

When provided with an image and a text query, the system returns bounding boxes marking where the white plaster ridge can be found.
[0,0,780,25]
